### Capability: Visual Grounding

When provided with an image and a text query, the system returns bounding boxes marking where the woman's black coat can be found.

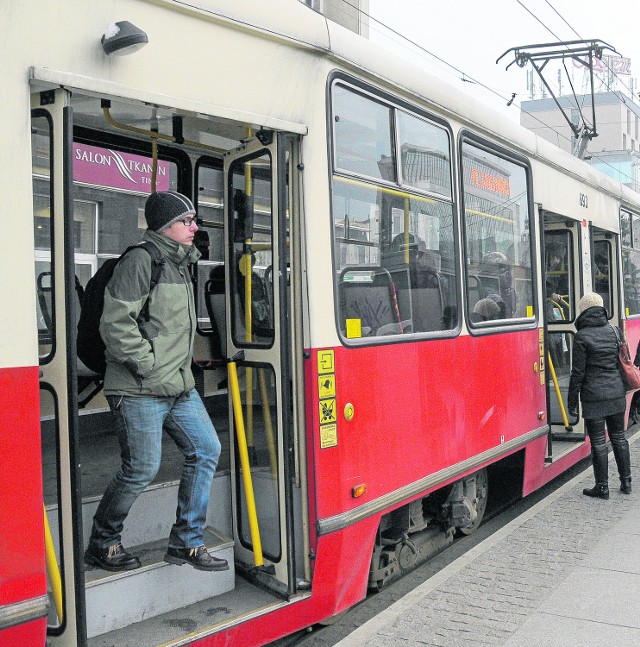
[567,306,625,414]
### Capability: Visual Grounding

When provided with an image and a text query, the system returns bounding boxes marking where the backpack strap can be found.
[124,242,165,322]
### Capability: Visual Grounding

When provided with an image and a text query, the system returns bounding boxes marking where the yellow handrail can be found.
[43,505,63,622]
[548,352,572,430]
[228,360,264,566]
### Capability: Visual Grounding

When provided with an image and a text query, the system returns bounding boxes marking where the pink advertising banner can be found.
[73,143,170,192]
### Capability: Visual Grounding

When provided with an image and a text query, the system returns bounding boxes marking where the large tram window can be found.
[228,152,274,348]
[32,113,54,360]
[330,81,458,340]
[545,231,574,322]
[333,84,394,182]
[397,110,451,198]
[461,143,534,324]
[593,240,612,317]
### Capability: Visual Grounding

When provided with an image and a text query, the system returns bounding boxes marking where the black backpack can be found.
[77,242,164,376]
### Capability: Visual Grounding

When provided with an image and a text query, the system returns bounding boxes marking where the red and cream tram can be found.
[3,1,640,646]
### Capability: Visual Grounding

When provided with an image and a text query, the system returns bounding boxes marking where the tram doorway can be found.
[542,216,584,457]
[542,215,621,460]
[31,86,308,646]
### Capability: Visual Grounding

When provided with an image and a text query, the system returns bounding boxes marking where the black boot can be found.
[583,483,610,499]
[583,444,609,500]
[611,439,632,494]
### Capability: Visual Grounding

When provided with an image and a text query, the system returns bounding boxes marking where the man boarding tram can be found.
[84,191,228,573]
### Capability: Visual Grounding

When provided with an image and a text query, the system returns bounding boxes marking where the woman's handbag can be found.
[611,325,640,391]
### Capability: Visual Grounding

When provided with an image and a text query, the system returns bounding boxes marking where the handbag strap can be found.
[611,324,632,361]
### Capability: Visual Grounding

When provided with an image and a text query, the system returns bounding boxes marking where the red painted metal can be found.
[0,618,47,647]
[310,330,546,520]
[0,366,47,645]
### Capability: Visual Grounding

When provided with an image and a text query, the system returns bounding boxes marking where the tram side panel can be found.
[0,366,47,646]
[310,330,545,522]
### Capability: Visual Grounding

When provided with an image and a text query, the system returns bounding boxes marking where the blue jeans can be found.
[90,389,221,550]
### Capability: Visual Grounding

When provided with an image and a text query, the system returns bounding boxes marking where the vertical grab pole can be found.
[43,505,63,622]
[548,351,572,430]
[228,357,264,566]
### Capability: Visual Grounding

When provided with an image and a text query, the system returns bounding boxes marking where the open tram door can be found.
[221,133,298,596]
[31,87,88,646]
[542,214,584,452]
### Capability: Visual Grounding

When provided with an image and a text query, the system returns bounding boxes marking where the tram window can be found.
[623,247,640,316]
[545,231,574,322]
[397,110,451,198]
[621,210,632,248]
[228,152,275,348]
[32,114,54,360]
[593,240,612,317]
[461,143,534,324]
[333,178,458,338]
[333,84,394,182]
[634,214,640,250]
[196,162,225,331]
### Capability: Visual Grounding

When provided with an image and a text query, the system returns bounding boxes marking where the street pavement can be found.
[334,430,640,647]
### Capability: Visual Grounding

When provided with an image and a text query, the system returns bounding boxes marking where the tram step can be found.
[41,471,232,556]
[84,527,235,639]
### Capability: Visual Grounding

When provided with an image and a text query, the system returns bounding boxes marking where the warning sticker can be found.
[318,374,336,399]
[320,423,338,448]
[319,398,337,424]
[317,349,335,374]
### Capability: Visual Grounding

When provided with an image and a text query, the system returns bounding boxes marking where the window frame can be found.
[328,73,460,346]
[458,130,538,332]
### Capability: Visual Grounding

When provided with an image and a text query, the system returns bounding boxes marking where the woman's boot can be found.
[612,440,632,494]
[583,444,609,499]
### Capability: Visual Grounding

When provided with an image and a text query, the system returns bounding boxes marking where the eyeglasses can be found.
[179,216,197,227]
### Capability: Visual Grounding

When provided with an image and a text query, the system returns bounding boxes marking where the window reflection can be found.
[397,110,451,198]
[333,85,394,181]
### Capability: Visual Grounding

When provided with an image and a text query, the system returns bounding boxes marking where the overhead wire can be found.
[325,0,636,185]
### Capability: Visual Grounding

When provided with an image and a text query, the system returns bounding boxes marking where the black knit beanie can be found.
[145,191,196,232]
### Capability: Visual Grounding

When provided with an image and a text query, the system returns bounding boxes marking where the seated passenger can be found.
[480,251,515,317]
[473,297,501,321]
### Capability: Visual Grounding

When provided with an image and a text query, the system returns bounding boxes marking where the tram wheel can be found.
[456,468,488,536]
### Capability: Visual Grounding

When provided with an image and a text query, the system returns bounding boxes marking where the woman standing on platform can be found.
[567,292,632,500]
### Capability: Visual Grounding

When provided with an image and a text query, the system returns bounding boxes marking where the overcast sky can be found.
[367,0,639,121]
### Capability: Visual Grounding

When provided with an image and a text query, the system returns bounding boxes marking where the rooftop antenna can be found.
[497,39,620,158]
